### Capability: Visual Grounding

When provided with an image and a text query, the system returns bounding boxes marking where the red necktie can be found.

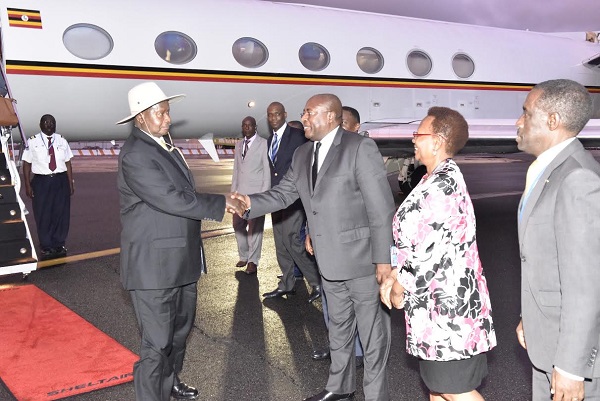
[48,137,56,171]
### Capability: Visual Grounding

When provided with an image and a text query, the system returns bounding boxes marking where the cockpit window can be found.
[63,24,113,60]
[299,42,330,71]
[452,53,475,78]
[155,31,197,64]
[407,50,432,77]
[232,37,269,68]
[357,47,384,74]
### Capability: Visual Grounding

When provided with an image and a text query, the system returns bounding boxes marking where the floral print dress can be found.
[392,159,496,361]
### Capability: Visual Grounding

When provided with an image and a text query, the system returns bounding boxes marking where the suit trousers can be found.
[31,173,70,249]
[271,205,319,290]
[130,282,197,401]
[532,366,600,400]
[233,213,265,264]
[323,275,391,401]
[322,287,364,357]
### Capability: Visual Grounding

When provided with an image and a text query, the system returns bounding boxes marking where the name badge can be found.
[390,245,399,268]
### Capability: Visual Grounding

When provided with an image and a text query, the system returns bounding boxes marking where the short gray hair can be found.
[533,79,592,135]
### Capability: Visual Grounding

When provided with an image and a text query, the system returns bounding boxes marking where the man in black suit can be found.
[117,82,243,401]
[263,101,321,302]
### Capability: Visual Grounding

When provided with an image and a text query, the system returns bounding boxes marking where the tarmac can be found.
[0,153,541,400]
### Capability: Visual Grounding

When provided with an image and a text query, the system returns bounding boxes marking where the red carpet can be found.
[0,284,138,400]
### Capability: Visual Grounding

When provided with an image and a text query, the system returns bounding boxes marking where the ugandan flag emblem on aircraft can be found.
[7,8,42,29]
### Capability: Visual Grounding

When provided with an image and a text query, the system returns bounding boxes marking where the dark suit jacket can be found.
[250,128,395,280]
[118,128,225,290]
[519,139,600,378]
[267,125,308,187]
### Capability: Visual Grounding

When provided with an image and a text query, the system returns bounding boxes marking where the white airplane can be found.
[0,0,599,276]
[0,0,599,157]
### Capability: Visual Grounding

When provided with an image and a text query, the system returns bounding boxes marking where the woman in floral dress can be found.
[380,107,496,401]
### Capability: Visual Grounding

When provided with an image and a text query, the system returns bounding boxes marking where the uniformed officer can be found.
[22,114,74,259]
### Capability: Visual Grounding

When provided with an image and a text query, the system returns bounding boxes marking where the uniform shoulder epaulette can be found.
[29,135,35,140]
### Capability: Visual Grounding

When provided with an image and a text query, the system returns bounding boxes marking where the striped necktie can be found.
[242,138,249,159]
[270,133,279,162]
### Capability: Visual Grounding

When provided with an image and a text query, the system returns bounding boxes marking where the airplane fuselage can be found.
[0,0,599,144]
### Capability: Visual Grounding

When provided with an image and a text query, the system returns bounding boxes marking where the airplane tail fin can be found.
[198,133,220,162]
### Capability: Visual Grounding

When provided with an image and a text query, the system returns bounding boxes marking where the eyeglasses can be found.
[412,132,435,139]
[301,109,330,118]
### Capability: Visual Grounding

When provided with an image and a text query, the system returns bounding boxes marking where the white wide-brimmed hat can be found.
[116,82,185,125]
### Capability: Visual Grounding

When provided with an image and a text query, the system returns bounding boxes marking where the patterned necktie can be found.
[270,133,279,163]
[48,136,56,171]
[312,142,321,189]
[242,138,249,159]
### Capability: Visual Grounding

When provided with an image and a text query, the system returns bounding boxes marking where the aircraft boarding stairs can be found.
[0,127,37,278]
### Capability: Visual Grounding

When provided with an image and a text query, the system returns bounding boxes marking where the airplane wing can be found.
[584,53,600,71]
[198,133,220,162]
[363,118,600,157]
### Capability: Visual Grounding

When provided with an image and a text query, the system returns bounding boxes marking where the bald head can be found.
[241,116,257,139]
[301,94,343,141]
[267,102,287,132]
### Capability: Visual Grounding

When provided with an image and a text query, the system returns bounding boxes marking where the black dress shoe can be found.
[262,288,295,299]
[311,347,330,360]
[307,285,322,303]
[303,389,355,401]
[171,381,198,400]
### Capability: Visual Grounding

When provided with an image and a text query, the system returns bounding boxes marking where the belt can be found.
[45,172,66,177]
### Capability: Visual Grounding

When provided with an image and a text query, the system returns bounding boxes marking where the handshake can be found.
[225,192,251,217]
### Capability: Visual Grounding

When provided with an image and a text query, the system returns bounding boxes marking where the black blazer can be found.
[267,125,308,187]
[118,128,225,290]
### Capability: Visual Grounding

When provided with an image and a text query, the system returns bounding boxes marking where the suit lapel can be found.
[518,140,581,240]
[133,129,193,185]
[275,126,291,168]
[312,128,343,194]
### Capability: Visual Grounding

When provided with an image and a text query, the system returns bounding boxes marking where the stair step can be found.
[0,202,21,222]
[0,220,26,241]
[0,238,33,264]
[0,185,17,203]
[0,168,11,185]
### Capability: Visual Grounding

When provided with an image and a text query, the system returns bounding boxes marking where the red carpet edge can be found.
[0,284,138,401]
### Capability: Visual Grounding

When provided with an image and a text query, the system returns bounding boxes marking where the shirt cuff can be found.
[554,366,584,381]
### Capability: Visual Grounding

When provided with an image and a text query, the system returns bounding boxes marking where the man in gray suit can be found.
[233,94,394,401]
[231,116,270,274]
[515,79,600,401]
[117,82,244,401]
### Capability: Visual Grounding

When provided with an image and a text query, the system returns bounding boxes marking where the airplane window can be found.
[452,53,475,78]
[299,42,330,71]
[155,31,197,64]
[407,50,432,77]
[63,24,113,60]
[357,47,384,74]
[232,37,268,68]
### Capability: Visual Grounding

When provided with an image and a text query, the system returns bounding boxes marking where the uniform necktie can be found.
[242,138,249,159]
[47,136,56,171]
[312,142,321,189]
[270,133,279,163]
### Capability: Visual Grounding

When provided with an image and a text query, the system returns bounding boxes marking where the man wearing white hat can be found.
[117,82,244,401]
